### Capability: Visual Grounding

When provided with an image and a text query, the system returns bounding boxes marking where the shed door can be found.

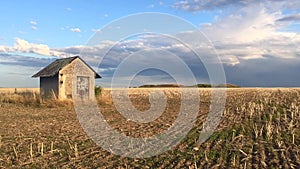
[77,76,90,99]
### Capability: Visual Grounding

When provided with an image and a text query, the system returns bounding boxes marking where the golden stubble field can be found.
[0,88,299,168]
[0,88,39,94]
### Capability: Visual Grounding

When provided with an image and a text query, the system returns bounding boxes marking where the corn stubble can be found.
[0,88,299,168]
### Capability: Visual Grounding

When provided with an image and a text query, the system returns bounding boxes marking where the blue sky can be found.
[0,0,300,87]
[0,0,211,47]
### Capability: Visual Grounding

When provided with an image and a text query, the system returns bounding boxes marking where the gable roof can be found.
[32,56,101,78]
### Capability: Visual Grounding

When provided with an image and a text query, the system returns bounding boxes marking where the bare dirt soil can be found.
[0,88,299,168]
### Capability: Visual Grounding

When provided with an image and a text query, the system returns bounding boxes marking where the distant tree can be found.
[95,86,102,97]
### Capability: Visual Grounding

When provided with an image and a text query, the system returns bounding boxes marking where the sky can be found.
[0,0,300,87]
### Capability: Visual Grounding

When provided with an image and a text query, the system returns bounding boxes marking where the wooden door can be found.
[77,76,90,99]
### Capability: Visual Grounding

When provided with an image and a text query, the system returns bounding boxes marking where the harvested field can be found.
[0,88,299,168]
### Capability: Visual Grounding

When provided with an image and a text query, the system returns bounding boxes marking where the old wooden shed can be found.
[32,56,101,100]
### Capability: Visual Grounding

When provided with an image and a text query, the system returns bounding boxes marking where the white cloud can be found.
[31,26,37,30]
[13,38,53,56]
[17,31,26,35]
[147,4,155,8]
[91,28,102,33]
[201,4,282,43]
[29,21,38,30]
[0,38,68,57]
[183,1,300,65]
[0,45,8,53]
[30,21,37,25]
[70,28,81,33]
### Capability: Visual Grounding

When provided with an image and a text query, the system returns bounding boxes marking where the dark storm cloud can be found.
[277,14,300,22]
[173,0,299,11]
[224,57,300,87]
[0,53,56,68]
[173,0,244,11]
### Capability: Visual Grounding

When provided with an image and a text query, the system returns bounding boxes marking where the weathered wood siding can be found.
[40,74,58,98]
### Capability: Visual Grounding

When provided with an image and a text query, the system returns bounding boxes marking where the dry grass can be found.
[0,88,299,168]
[0,88,39,94]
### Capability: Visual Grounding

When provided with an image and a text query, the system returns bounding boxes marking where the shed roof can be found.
[32,56,101,78]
